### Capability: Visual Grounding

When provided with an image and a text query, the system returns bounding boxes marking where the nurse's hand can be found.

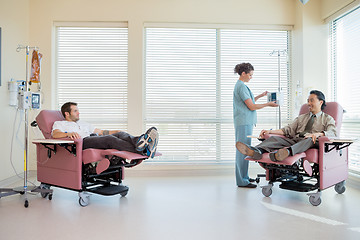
[267,101,279,107]
[259,91,268,97]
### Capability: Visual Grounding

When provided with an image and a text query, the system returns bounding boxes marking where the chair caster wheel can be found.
[261,183,273,197]
[307,191,322,206]
[335,181,346,194]
[78,192,90,207]
[120,190,128,197]
[262,187,272,197]
[309,195,321,206]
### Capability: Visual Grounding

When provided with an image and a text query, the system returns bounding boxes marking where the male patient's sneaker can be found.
[135,134,147,151]
[143,127,159,158]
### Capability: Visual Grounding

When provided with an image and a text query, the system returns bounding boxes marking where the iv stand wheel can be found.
[41,192,48,198]
[39,183,52,199]
[24,200,29,208]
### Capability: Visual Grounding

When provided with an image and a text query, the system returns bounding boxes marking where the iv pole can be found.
[14,45,36,208]
[270,49,287,129]
[0,45,50,208]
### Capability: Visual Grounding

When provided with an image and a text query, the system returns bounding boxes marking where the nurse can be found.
[233,63,278,188]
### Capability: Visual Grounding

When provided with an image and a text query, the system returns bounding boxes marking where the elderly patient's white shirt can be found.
[52,120,96,138]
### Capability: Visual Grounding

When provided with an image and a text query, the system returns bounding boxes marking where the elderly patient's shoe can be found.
[238,183,257,188]
[269,148,290,162]
[236,142,262,160]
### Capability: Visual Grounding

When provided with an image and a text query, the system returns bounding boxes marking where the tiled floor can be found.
[0,169,360,240]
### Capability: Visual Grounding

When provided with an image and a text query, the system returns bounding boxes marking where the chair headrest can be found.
[36,110,65,139]
[299,102,343,136]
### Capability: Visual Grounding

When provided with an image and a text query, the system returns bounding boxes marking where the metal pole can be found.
[24,46,30,204]
[12,44,38,207]
[270,49,286,129]
[277,51,281,129]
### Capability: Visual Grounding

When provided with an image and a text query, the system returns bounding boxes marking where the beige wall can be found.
[321,0,357,20]
[293,0,329,107]
[0,0,30,180]
[0,0,358,181]
[291,0,360,113]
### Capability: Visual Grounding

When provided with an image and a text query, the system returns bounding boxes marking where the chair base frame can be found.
[252,139,352,206]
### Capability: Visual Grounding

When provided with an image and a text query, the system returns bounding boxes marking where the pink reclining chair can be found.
[246,102,353,206]
[33,110,160,206]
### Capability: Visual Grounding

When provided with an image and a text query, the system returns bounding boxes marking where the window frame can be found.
[329,7,360,173]
[144,24,293,164]
[53,22,129,130]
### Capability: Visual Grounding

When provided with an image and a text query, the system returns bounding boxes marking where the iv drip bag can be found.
[30,50,42,83]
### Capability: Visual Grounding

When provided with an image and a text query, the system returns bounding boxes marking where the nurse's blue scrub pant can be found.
[235,124,253,186]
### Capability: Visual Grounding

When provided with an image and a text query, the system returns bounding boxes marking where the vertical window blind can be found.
[145,27,291,163]
[330,7,360,172]
[56,26,128,130]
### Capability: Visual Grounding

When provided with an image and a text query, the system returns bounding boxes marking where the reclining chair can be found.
[246,102,353,206]
[32,110,160,207]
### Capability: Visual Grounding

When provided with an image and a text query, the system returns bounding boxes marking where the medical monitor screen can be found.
[31,93,41,109]
[271,93,277,102]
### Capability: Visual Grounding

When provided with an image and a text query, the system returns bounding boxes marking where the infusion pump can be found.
[267,91,284,106]
[17,91,41,110]
[8,80,41,109]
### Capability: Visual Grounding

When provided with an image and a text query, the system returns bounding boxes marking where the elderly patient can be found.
[236,90,337,162]
[52,102,159,158]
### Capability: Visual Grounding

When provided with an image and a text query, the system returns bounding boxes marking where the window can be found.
[330,7,360,172]
[55,24,128,130]
[145,27,291,163]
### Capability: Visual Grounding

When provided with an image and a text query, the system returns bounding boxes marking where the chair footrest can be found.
[87,184,129,196]
[279,181,318,192]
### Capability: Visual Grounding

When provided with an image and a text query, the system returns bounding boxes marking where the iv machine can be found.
[267,92,284,106]
[8,80,41,109]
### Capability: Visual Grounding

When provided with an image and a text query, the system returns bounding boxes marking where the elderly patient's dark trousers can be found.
[255,136,317,155]
[83,132,140,153]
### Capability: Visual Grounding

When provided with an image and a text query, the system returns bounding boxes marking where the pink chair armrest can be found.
[318,136,330,144]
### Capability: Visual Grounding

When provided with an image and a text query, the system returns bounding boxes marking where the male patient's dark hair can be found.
[310,90,327,110]
[61,102,77,118]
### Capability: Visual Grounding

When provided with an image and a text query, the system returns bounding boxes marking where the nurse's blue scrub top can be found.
[233,80,257,126]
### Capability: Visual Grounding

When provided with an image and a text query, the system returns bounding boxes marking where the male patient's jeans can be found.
[83,132,141,154]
